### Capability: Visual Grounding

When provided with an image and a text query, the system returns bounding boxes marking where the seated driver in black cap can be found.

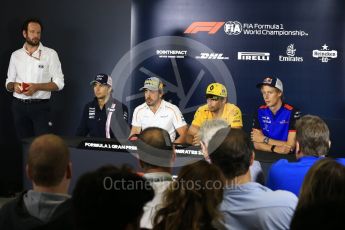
[76,73,128,139]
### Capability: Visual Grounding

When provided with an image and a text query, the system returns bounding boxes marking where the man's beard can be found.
[26,37,40,47]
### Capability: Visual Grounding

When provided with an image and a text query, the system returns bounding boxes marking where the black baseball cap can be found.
[90,73,112,87]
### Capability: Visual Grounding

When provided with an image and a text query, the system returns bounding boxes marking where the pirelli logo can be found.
[184,22,225,34]
[237,52,270,61]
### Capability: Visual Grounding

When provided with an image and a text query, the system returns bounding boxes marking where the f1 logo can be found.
[184,22,225,34]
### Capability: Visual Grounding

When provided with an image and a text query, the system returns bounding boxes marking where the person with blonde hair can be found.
[153,161,225,230]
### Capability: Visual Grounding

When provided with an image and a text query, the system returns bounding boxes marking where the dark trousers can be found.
[12,98,52,139]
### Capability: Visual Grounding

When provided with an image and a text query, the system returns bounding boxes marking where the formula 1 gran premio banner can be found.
[111,0,345,155]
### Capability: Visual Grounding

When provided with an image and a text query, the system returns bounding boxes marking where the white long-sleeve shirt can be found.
[5,42,64,99]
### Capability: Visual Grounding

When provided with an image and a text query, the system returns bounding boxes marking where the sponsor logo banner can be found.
[279,44,303,62]
[195,52,229,60]
[238,52,270,61]
[156,50,187,59]
[312,44,337,63]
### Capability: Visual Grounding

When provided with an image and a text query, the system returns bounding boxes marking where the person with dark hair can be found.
[209,128,297,229]
[252,77,300,154]
[0,134,72,229]
[76,73,129,138]
[266,115,345,196]
[130,77,187,143]
[290,158,345,229]
[187,83,242,146]
[72,165,154,230]
[297,157,345,208]
[153,160,225,230]
[5,18,64,139]
[135,127,175,229]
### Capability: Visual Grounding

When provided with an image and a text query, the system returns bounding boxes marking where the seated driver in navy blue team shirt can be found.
[76,74,128,139]
[251,77,300,154]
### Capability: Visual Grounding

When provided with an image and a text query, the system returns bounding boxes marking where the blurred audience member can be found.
[0,134,72,229]
[72,165,154,230]
[153,160,225,230]
[210,128,297,229]
[267,115,345,196]
[200,119,264,184]
[136,127,175,229]
[290,158,345,229]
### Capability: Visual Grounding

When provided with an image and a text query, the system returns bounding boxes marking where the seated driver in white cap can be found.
[187,82,243,146]
[251,77,300,154]
[129,77,187,143]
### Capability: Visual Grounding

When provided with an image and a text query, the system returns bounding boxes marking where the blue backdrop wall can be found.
[125,0,345,156]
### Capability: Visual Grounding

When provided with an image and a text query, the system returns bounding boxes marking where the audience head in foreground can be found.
[0,134,72,229]
[295,114,330,158]
[27,134,71,191]
[153,160,225,230]
[136,127,175,229]
[291,158,345,229]
[137,127,175,171]
[297,157,345,209]
[199,119,229,161]
[209,128,298,230]
[72,165,154,230]
[266,114,335,196]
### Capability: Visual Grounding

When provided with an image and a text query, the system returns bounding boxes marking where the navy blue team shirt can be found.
[253,103,300,141]
[76,97,128,138]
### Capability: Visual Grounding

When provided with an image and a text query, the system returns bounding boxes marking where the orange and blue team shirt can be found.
[253,103,301,141]
[192,103,243,128]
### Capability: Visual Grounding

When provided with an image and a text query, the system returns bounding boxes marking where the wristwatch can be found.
[271,145,276,153]
[263,136,269,144]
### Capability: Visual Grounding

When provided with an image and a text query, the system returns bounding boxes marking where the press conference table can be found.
[22,136,296,194]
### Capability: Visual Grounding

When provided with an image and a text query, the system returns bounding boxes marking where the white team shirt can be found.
[5,42,64,99]
[131,100,186,141]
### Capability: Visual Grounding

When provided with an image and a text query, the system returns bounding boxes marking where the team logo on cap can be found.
[263,77,273,84]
